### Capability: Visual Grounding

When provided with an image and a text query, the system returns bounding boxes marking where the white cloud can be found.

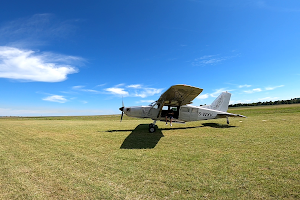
[238,84,251,88]
[134,88,163,98]
[72,85,84,90]
[244,88,262,94]
[210,88,227,97]
[72,85,100,93]
[127,84,142,89]
[136,100,155,104]
[105,87,129,96]
[243,85,284,94]
[0,13,77,47]
[43,95,68,103]
[104,84,163,98]
[0,46,80,82]
[265,85,284,91]
[197,93,209,100]
[192,54,237,66]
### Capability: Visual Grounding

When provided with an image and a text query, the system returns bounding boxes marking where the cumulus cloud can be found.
[197,93,209,100]
[105,87,129,96]
[43,95,68,103]
[0,46,80,82]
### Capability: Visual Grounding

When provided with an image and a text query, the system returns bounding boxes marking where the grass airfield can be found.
[0,105,300,199]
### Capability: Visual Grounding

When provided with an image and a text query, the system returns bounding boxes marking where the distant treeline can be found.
[229,98,300,107]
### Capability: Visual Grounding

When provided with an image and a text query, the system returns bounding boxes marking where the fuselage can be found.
[121,104,229,122]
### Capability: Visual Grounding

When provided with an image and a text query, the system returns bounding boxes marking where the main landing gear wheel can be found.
[149,124,156,133]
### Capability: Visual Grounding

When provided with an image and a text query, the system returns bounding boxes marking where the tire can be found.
[149,126,156,133]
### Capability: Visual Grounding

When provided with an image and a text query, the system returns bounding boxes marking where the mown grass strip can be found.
[0,104,299,199]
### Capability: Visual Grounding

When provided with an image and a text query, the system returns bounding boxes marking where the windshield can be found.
[148,101,157,106]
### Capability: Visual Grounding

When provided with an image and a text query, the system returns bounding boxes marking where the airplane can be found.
[119,84,246,133]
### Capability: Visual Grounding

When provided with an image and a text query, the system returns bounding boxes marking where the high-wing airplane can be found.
[119,84,246,133]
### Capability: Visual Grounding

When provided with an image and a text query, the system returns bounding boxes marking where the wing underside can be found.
[158,85,203,106]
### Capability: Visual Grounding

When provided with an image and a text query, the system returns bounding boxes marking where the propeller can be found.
[119,98,124,122]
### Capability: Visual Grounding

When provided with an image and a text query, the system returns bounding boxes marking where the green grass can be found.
[1,104,300,199]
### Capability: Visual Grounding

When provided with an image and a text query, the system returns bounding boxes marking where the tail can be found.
[204,92,231,112]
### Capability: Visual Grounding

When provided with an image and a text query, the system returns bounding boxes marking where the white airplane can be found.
[119,84,246,133]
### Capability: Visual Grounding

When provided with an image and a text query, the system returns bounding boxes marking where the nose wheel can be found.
[149,120,157,133]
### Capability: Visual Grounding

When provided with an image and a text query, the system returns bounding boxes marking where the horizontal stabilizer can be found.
[216,113,247,118]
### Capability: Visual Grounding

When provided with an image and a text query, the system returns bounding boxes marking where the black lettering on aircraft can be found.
[202,113,212,117]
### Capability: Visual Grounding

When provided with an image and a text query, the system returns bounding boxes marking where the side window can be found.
[192,108,198,113]
[181,107,189,112]
[162,106,169,110]
[171,107,177,111]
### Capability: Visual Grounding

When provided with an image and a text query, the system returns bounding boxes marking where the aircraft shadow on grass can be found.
[107,123,235,149]
[118,124,164,149]
[202,123,236,128]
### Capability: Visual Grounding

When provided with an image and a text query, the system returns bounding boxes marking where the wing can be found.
[157,85,203,106]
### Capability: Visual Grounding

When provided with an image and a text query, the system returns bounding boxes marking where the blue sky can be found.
[0,0,300,116]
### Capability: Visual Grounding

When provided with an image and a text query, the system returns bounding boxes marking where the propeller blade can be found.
[120,98,125,122]
[120,111,124,122]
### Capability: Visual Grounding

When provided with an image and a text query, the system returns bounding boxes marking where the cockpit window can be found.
[148,101,157,106]
[149,101,160,109]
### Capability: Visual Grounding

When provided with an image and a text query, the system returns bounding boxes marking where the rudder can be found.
[209,92,231,112]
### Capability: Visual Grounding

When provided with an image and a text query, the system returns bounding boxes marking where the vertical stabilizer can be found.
[208,92,231,112]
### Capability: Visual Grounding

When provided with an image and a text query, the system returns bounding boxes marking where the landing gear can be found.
[227,117,229,125]
[149,120,157,133]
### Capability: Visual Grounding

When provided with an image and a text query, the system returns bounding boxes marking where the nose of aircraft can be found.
[119,107,124,112]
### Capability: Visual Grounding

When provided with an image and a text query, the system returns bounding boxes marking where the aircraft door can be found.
[190,108,199,121]
[178,107,190,121]
[148,102,161,119]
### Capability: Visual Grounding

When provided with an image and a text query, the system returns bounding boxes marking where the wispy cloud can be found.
[43,95,68,103]
[134,88,163,98]
[127,84,142,89]
[105,84,163,98]
[238,84,251,88]
[72,85,100,93]
[136,100,155,104]
[243,85,284,93]
[192,54,237,66]
[210,88,228,97]
[244,88,262,94]
[0,13,78,47]
[0,46,81,82]
[265,85,284,91]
